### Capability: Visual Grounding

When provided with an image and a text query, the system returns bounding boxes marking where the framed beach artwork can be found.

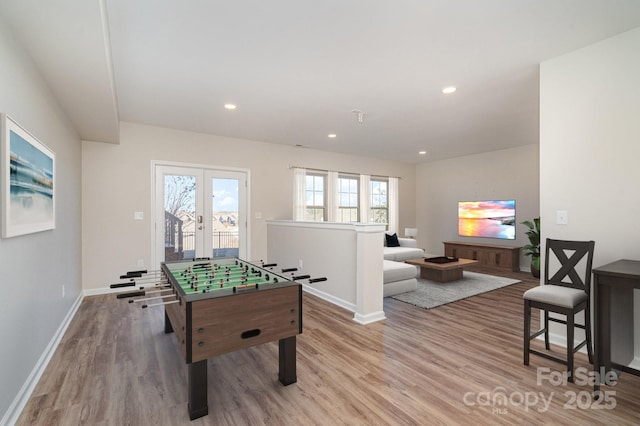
[1,114,55,238]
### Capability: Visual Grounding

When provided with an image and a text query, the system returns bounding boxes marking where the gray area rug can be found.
[390,271,520,309]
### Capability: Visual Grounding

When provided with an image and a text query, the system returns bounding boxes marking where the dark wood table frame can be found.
[593,259,640,396]
[182,334,297,420]
[161,259,303,420]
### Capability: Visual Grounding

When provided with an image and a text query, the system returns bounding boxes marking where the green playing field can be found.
[165,259,280,295]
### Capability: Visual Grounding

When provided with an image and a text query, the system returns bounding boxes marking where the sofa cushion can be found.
[385,233,400,247]
[397,238,417,248]
[384,278,418,297]
[383,260,418,283]
[383,246,425,262]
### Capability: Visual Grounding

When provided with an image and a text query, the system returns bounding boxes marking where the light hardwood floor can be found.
[17,268,640,425]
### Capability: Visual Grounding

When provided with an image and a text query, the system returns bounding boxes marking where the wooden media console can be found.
[443,241,521,272]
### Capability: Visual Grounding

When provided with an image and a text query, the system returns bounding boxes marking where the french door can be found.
[153,163,248,264]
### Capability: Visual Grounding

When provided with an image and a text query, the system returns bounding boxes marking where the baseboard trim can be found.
[302,284,356,313]
[302,285,386,324]
[1,293,83,426]
[353,310,386,325]
[540,331,589,354]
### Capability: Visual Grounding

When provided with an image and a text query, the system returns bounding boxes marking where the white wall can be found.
[0,16,82,422]
[415,144,540,269]
[82,122,416,292]
[267,220,385,324]
[540,27,640,355]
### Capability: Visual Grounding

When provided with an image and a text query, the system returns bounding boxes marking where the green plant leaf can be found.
[521,220,534,229]
[532,255,541,270]
[521,217,540,259]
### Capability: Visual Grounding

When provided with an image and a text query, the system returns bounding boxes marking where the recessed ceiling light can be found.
[419,151,427,155]
[442,86,456,94]
[224,103,237,110]
[328,134,337,138]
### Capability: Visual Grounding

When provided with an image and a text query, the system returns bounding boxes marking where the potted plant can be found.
[521,217,540,278]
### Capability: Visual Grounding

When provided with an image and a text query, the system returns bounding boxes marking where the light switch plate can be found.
[556,210,568,225]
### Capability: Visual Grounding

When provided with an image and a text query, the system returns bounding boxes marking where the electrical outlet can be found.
[62,285,65,298]
[298,259,303,268]
[137,258,144,268]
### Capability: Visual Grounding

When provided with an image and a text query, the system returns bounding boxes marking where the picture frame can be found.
[1,114,55,238]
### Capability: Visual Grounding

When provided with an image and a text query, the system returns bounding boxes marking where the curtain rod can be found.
[288,165,402,180]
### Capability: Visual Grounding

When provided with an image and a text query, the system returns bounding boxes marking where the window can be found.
[337,175,359,222]
[370,178,388,225]
[305,173,325,221]
[294,169,396,227]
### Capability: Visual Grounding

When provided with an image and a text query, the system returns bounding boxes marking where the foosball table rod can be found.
[115,286,171,299]
[289,274,327,284]
[119,274,163,281]
[119,269,162,279]
[142,299,180,309]
[129,294,176,304]
[116,290,146,299]
[140,288,173,295]
[256,259,277,268]
[119,276,166,285]
[109,279,168,288]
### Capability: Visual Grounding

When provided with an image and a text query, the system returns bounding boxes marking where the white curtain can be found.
[359,174,370,223]
[388,177,399,233]
[292,167,306,220]
[327,171,339,222]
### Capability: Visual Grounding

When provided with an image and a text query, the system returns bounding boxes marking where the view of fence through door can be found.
[211,177,241,258]
[155,164,247,264]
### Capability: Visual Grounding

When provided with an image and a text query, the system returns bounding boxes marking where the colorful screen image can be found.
[458,200,516,240]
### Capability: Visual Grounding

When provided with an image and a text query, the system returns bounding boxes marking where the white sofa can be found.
[383,237,425,261]
[383,260,418,297]
[382,236,424,297]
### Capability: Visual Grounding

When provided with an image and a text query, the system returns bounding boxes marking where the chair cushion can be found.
[523,285,587,309]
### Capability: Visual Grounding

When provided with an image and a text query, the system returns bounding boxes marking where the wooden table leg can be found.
[279,336,297,385]
[164,310,173,334]
[188,360,208,420]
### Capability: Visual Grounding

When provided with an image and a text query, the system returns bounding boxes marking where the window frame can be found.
[337,174,360,222]
[369,177,389,227]
[304,172,326,221]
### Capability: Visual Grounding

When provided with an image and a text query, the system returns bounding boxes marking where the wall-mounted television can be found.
[458,200,516,240]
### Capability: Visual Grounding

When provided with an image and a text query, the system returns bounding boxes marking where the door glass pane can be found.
[212,178,239,258]
[164,175,196,260]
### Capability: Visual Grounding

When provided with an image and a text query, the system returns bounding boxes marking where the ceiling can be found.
[2,1,640,164]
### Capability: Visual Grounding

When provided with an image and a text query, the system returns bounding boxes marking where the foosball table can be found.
[112,257,325,420]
